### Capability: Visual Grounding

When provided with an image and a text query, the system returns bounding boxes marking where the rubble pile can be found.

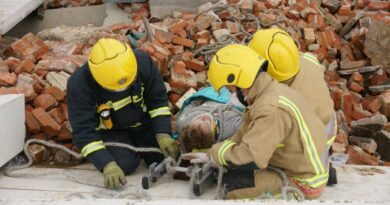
[0,26,129,164]
[0,0,389,165]
[44,0,104,9]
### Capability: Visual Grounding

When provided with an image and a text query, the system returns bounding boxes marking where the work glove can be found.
[156,133,179,159]
[103,161,127,189]
[182,152,216,166]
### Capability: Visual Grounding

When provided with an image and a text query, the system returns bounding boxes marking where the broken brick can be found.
[28,144,47,163]
[155,29,173,44]
[184,58,205,72]
[25,110,41,134]
[348,136,377,154]
[168,61,197,94]
[340,60,368,70]
[4,57,21,72]
[57,125,72,141]
[10,33,49,62]
[368,1,390,11]
[33,94,58,111]
[32,108,61,136]
[304,28,316,44]
[0,72,17,86]
[171,35,194,48]
[15,59,34,74]
[49,108,66,124]
[349,81,364,93]
[338,5,351,16]
[42,86,66,102]
[347,145,379,166]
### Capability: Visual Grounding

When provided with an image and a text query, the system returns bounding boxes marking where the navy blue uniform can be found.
[67,50,170,173]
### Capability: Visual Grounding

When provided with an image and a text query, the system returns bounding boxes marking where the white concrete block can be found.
[0,94,25,167]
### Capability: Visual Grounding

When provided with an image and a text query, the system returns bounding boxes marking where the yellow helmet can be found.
[248,28,300,82]
[88,38,137,91]
[208,44,268,91]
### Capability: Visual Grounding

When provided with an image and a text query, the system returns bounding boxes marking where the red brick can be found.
[0,72,17,86]
[184,58,205,72]
[349,82,364,94]
[287,10,300,20]
[33,94,57,111]
[352,106,372,120]
[25,104,34,112]
[304,28,316,44]
[10,33,49,62]
[351,72,364,84]
[155,29,173,44]
[223,21,240,34]
[253,1,267,14]
[168,61,197,94]
[31,108,61,136]
[168,92,181,105]
[64,55,87,68]
[0,86,37,101]
[171,35,194,48]
[339,60,368,70]
[308,15,324,30]
[355,0,366,9]
[347,146,380,165]
[15,59,34,74]
[48,108,66,124]
[240,0,254,12]
[57,125,72,141]
[349,136,377,154]
[169,20,187,33]
[4,57,21,72]
[59,103,69,121]
[368,98,382,113]
[370,68,388,86]
[340,44,355,61]
[362,95,376,110]
[32,133,47,140]
[42,86,66,102]
[110,23,131,32]
[368,1,390,11]
[152,52,168,74]
[28,144,47,163]
[196,38,209,48]
[351,92,363,104]
[338,5,351,16]
[194,30,210,41]
[379,91,390,117]
[265,0,281,9]
[141,44,156,55]
[25,110,41,134]
[341,92,353,118]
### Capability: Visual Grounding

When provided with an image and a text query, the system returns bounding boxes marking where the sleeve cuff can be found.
[85,148,115,172]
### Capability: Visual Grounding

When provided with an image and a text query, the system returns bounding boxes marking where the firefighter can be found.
[183,44,329,199]
[67,38,179,189]
[248,28,335,132]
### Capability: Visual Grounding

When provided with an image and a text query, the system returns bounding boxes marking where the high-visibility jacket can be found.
[209,73,329,190]
[67,50,171,169]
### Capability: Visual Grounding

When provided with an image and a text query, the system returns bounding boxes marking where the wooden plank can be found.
[0,0,43,34]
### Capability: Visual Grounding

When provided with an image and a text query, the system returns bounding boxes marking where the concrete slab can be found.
[0,163,389,203]
[0,94,25,167]
[149,0,219,18]
[0,0,43,34]
[102,3,132,27]
[6,5,106,38]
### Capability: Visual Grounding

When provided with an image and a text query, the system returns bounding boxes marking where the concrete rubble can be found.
[0,0,389,166]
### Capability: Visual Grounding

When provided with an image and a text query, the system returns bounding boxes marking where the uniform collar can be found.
[246,72,275,105]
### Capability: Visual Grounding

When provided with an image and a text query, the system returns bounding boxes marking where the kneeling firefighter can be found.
[183,44,329,199]
[67,38,179,189]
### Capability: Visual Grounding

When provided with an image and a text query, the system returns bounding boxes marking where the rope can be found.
[267,166,305,201]
[3,138,163,198]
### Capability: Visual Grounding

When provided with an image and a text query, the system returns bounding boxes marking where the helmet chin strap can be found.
[236,88,248,107]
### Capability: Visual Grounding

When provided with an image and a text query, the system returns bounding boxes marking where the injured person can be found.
[175,86,244,153]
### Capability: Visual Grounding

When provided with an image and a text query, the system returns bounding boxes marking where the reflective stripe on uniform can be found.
[217,140,236,166]
[327,136,336,147]
[106,95,144,111]
[276,144,285,148]
[302,53,320,66]
[81,140,105,157]
[278,96,328,188]
[149,106,171,118]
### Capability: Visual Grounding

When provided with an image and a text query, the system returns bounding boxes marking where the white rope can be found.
[3,139,163,199]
